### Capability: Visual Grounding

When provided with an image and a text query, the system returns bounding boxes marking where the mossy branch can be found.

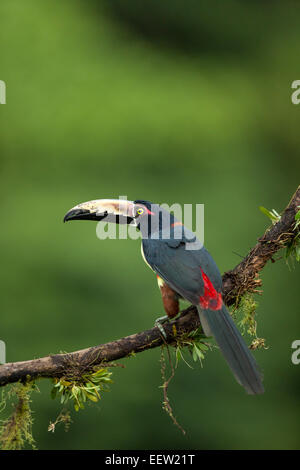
[0,383,36,450]
[0,186,299,387]
[222,185,300,306]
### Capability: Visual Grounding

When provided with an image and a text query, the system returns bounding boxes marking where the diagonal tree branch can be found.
[222,185,300,305]
[0,186,299,387]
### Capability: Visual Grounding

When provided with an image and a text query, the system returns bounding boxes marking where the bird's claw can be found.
[155,315,170,340]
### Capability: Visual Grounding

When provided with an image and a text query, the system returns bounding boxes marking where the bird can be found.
[64,198,264,395]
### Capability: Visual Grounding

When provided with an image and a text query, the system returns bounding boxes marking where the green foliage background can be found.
[0,0,299,449]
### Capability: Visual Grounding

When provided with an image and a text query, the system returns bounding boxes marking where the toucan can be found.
[64,198,264,395]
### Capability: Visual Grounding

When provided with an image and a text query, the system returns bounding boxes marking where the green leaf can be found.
[295,245,300,262]
[197,343,209,351]
[84,391,99,403]
[197,350,205,360]
[259,206,280,223]
[192,346,198,362]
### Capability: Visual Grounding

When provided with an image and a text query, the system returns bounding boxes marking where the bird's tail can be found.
[197,304,264,395]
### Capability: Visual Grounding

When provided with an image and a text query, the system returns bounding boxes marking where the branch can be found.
[222,185,300,305]
[1,186,299,387]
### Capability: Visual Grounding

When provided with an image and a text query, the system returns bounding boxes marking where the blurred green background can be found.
[1,0,299,450]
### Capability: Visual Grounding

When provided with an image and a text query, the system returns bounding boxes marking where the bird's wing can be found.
[142,237,204,304]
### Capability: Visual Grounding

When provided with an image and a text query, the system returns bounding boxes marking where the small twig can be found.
[160,346,186,435]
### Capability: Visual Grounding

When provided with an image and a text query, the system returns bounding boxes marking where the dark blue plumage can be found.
[138,201,264,395]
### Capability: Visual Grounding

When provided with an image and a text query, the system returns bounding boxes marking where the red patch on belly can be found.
[199,268,222,310]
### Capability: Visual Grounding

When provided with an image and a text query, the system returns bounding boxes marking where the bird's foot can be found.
[154,315,170,340]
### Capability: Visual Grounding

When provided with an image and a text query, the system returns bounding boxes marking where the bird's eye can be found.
[136,208,144,215]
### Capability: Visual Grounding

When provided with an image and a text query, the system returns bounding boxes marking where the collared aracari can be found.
[64,198,264,395]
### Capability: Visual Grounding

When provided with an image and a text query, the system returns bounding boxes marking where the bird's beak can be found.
[64,199,136,224]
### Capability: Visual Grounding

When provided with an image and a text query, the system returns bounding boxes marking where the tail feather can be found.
[197,304,264,395]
